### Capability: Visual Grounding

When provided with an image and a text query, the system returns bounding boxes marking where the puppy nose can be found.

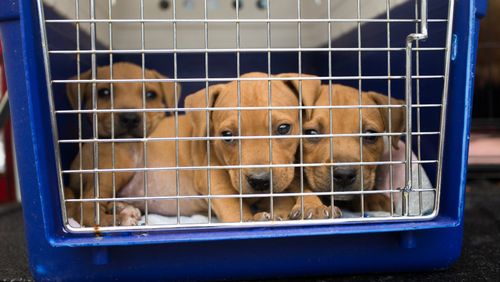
[333,168,357,187]
[119,113,141,129]
[247,172,271,191]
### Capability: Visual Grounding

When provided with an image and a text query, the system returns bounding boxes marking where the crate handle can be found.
[403,0,428,216]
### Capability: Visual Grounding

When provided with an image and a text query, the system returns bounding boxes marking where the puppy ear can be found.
[151,70,178,108]
[66,69,92,110]
[367,91,406,149]
[184,84,225,192]
[277,73,322,120]
[184,84,225,139]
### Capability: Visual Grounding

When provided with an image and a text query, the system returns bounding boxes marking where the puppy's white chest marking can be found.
[118,146,143,198]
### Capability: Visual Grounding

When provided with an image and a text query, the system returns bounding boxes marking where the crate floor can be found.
[1,180,499,281]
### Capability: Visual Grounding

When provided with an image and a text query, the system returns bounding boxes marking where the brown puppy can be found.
[65,62,177,227]
[291,84,405,218]
[185,72,322,222]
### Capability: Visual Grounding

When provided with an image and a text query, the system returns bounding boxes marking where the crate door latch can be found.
[403,0,428,216]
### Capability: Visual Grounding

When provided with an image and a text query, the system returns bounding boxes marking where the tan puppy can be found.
[119,72,322,223]
[65,62,177,227]
[290,84,405,219]
[186,72,323,222]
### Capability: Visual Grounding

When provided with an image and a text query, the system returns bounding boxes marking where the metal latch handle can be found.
[403,0,428,215]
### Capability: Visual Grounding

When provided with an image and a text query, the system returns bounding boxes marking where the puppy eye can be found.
[221,131,235,144]
[363,130,379,144]
[97,88,111,98]
[276,124,291,135]
[145,90,158,100]
[304,129,321,143]
[304,129,319,136]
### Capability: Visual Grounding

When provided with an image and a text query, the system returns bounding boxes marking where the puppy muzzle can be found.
[333,167,357,188]
[116,112,144,137]
[119,113,141,129]
[246,171,271,192]
[322,167,360,198]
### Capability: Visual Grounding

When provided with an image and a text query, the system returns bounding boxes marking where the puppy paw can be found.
[108,201,131,213]
[252,212,272,222]
[248,212,287,222]
[289,204,341,220]
[118,205,142,226]
[272,213,287,221]
[329,205,342,218]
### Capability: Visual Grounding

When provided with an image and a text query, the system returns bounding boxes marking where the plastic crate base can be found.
[28,226,463,281]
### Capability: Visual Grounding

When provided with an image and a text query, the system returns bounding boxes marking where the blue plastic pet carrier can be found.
[0,0,486,280]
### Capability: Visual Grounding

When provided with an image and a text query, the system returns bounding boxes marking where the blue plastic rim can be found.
[0,0,486,280]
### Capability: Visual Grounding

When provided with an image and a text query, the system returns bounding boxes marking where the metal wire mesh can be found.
[37,0,454,232]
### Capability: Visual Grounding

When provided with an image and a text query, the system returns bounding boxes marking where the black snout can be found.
[247,172,271,191]
[119,113,141,129]
[333,167,357,187]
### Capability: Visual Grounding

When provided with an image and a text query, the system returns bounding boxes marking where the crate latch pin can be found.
[402,0,428,216]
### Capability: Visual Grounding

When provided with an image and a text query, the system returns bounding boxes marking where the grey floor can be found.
[1,179,499,281]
